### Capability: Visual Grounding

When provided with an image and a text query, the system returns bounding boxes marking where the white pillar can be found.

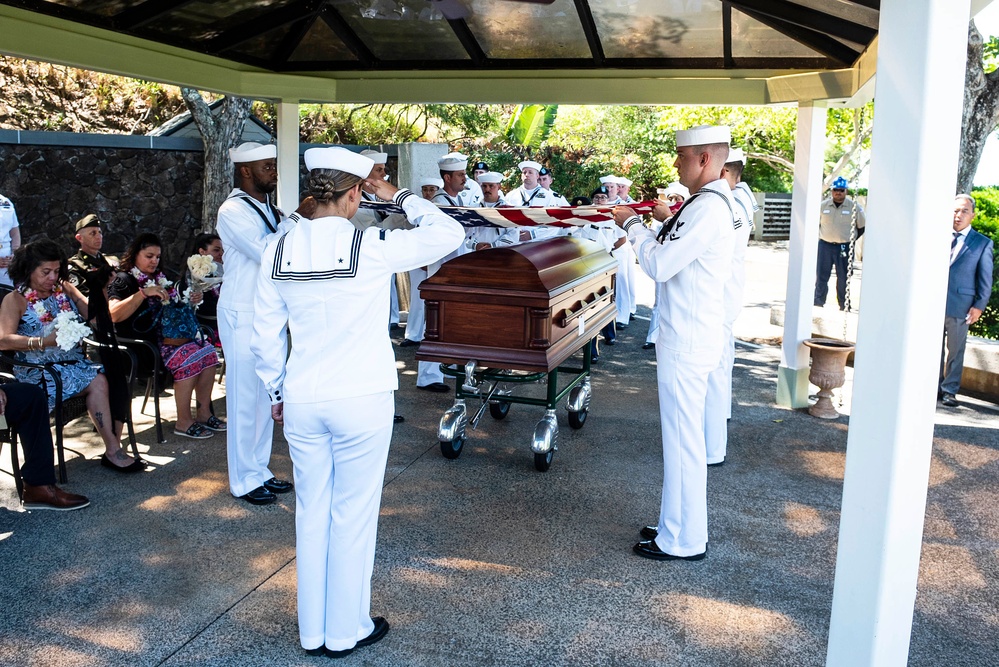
[826,0,970,665]
[275,101,300,212]
[398,142,448,193]
[777,102,826,407]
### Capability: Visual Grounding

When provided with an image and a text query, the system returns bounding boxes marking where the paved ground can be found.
[1,244,996,666]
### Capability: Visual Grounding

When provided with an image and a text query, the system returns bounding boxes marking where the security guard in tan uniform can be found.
[814,176,865,310]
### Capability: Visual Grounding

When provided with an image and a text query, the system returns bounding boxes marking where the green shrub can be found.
[969,187,999,339]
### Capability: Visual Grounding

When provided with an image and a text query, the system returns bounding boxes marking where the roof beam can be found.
[319,5,376,68]
[723,1,734,68]
[845,0,880,9]
[571,0,606,66]
[728,0,877,45]
[113,0,198,31]
[274,15,318,65]
[207,0,324,54]
[736,6,862,65]
[446,18,487,66]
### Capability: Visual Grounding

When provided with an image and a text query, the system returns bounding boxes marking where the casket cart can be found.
[416,237,617,471]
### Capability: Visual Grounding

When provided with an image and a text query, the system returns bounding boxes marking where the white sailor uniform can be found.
[0,194,19,286]
[704,182,751,464]
[216,188,295,498]
[251,188,463,652]
[624,180,734,557]
[352,191,412,327]
[505,185,563,208]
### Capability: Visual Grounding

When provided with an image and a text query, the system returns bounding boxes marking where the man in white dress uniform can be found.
[216,142,296,506]
[615,125,735,561]
[251,147,463,658]
[704,147,752,466]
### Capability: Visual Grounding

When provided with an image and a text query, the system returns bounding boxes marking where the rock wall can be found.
[0,144,204,271]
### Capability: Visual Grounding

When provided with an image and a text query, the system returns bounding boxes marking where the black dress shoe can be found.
[642,342,655,350]
[603,338,616,346]
[240,486,277,505]
[633,539,706,561]
[263,477,293,494]
[394,414,405,424]
[417,382,450,393]
[707,459,725,467]
[640,525,658,540]
[941,393,959,407]
[356,616,390,648]
[100,454,146,474]
[398,339,421,347]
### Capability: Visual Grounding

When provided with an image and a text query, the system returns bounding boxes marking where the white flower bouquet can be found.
[53,310,91,351]
[185,254,224,310]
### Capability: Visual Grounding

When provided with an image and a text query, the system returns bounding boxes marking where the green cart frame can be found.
[435,343,594,472]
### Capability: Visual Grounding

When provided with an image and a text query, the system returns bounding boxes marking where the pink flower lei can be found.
[21,284,74,325]
[130,267,179,302]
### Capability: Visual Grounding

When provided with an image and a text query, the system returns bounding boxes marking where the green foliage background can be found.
[970,188,999,339]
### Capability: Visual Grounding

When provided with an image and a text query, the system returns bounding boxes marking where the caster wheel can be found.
[440,435,465,460]
[534,449,553,472]
[489,401,511,420]
[568,409,587,429]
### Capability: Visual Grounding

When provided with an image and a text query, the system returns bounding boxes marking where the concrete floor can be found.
[1,244,996,666]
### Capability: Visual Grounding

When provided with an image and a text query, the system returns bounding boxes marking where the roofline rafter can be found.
[728,0,877,46]
[736,6,862,65]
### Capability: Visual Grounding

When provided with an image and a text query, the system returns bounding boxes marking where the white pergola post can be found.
[777,102,826,408]
[275,100,300,212]
[826,0,971,664]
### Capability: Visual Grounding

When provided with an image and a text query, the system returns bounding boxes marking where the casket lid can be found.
[427,237,616,294]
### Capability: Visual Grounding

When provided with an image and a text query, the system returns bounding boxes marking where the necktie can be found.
[950,231,961,263]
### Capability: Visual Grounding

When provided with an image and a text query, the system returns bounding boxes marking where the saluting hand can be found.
[365,177,398,201]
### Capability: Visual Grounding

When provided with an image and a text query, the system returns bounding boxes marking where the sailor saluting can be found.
[250,147,464,658]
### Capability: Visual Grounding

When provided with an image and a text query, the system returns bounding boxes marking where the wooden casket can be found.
[415,237,618,373]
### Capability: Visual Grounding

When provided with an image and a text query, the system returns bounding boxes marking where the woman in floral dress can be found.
[0,240,144,472]
[109,233,223,440]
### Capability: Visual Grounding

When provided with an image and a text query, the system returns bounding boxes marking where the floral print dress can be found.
[14,296,100,411]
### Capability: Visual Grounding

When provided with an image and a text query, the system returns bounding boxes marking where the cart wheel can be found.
[568,409,588,429]
[440,436,465,460]
[534,449,553,472]
[489,401,511,420]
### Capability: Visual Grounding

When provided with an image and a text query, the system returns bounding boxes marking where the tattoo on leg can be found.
[95,411,105,429]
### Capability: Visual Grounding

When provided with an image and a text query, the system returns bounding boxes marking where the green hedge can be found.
[969,187,999,339]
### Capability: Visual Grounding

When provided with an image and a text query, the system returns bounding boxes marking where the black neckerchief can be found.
[435,191,460,207]
[237,194,279,233]
[655,188,735,244]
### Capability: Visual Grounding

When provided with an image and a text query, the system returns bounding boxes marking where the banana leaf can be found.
[505,104,558,148]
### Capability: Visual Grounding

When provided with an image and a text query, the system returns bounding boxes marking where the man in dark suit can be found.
[940,194,994,407]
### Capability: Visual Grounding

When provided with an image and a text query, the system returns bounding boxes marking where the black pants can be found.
[815,239,849,308]
[5,383,56,486]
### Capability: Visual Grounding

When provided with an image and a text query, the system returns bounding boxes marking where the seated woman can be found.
[178,233,223,345]
[108,233,224,440]
[0,240,143,473]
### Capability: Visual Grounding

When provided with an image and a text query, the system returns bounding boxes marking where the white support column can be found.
[826,0,971,665]
[275,100,300,212]
[777,102,826,407]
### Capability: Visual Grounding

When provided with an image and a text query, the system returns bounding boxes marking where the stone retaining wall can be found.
[0,139,204,269]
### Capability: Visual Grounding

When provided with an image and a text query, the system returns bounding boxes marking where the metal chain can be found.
[840,204,859,408]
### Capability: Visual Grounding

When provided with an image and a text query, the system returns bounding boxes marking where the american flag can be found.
[360,199,659,229]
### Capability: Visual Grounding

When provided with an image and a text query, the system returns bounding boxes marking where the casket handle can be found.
[556,286,612,328]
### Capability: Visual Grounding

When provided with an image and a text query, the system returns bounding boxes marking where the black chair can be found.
[114,335,167,444]
[0,352,96,484]
[0,372,24,501]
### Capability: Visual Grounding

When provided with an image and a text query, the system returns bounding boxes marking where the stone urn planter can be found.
[803,338,856,419]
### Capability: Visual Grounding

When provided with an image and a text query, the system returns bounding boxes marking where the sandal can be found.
[174,423,213,440]
[200,415,227,432]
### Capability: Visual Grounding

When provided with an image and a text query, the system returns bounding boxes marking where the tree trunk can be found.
[958,20,999,194]
[180,89,252,232]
